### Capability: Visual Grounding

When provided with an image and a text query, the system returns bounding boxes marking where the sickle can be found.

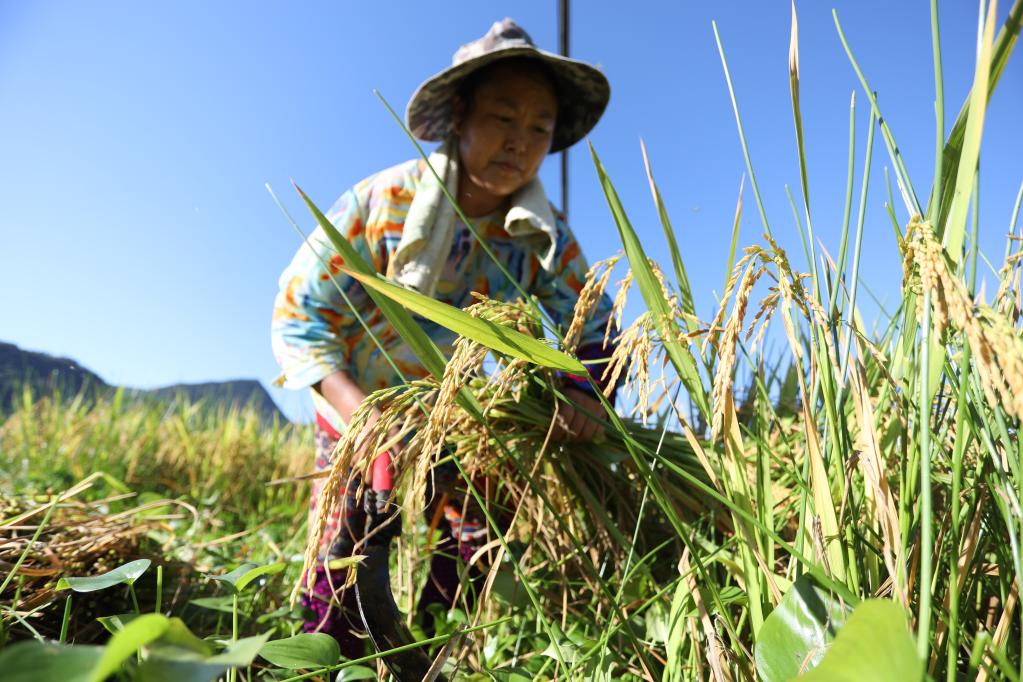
[355,451,448,682]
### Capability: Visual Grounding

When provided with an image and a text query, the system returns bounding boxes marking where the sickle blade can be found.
[355,544,446,682]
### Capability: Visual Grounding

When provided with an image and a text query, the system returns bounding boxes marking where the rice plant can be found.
[294,1,1023,678]
[2,2,1022,679]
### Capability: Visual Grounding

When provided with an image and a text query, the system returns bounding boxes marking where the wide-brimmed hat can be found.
[406,18,610,154]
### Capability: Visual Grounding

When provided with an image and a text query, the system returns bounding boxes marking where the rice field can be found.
[2,2,1023,679]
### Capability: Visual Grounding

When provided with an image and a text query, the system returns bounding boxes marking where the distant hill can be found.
[143,380,283,422]
[0,341,286,423]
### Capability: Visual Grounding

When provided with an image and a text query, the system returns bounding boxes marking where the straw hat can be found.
[406,18,610,153]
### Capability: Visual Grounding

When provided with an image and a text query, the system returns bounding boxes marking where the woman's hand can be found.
[551,386,607,442]
[315,371,401,458]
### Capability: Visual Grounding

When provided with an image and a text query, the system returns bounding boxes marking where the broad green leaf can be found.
[258,633,340,669]
[340,267,585,374]
[91,613,170,682]
[138,632,272,682]
[97,612,134,635]
[208,632,274,665]
[589,143,710,421]
[206,562,256,591]
[798,600,922,681]
[295,184,447,379]
[335,665,378,681]
[644,600,670,644]
[541,629,592,664]
[0,641,103,682]
[137,657,226,682]
[57,559,151,593]
[96,613,209,656]
[755,575,852,682]
[233,562,285,592]
[256,604,298,624]
[189,595,241,615]
[491,570,529,609]
[486,668,534,682]
[206,561,283,592]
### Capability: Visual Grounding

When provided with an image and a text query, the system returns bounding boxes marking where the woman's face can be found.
[454,62,557,211]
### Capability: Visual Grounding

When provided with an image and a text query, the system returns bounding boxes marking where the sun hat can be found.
[406,18,610,154]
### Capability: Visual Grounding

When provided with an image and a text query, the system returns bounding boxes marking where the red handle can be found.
[371,451,393,491]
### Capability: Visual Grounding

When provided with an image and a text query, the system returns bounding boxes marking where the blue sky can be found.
[1,1,1020,421]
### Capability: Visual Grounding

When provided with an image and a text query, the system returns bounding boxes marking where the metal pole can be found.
[559,0,569,222]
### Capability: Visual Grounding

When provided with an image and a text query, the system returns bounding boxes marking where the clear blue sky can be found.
[1,1,1020,421]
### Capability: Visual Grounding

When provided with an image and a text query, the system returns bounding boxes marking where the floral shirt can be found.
[271,158,614,431]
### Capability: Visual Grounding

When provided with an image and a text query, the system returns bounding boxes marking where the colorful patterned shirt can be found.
[271,158,614,431]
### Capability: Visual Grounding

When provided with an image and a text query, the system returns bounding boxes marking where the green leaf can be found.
[137,657,225,682]
[97,613,134,635]
[258,633,340,669]
[206,562,255,591]
[755,575,852,682]
[326,555,367,571]
[189,595,241,615]
[90,613,170,682]
[96,614,211,656]
[206,561,284,592]
[487,668,535,682]
[589,143,710,421]
[797,600,922,681]
[56,559,151,593]
[209,632,274,666]
[293,182,486,421]
[341,267,585,373]
[255,604,297,624]
[943,1,997,261]
[640,140,695,321]
[334,665,377,681]
[541,629,592,665]
[295,183,448,379]
[928,1,1023,236]
[232,562,285,591]
[139,632,272,682]
[158,618,215,656]
[490,570,529,609]
[0,641,103,682]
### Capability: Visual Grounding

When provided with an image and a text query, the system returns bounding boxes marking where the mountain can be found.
[0,341,286,423]
[143,380,283,422]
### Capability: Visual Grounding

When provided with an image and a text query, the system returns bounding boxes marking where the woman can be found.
[271,18,616,660]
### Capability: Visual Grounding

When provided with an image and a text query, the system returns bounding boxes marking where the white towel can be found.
[390,137,560,297]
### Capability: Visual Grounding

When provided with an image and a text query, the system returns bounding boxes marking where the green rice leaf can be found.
[340,267,585,373]
[929,0,1022,234]
[589,143,710,421]
[942,0,997,261]
[295,183,449,380]
[640,139,695,321]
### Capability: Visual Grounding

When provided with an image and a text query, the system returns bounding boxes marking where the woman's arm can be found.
[531,215,620,441]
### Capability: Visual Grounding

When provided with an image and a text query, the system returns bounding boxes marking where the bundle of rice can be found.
[296,291,710,650]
